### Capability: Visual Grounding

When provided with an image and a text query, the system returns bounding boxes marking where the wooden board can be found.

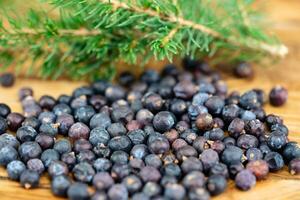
[0,0,300,199]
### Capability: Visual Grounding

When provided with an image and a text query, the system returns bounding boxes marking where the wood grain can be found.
[0,0,300,199]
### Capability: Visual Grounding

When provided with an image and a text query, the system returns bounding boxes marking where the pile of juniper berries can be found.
[0,59,297,200]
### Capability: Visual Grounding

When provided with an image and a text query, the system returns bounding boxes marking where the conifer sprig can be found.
[0,0,288,80]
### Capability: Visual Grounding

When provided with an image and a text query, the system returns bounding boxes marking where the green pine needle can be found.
[0,0,288,80]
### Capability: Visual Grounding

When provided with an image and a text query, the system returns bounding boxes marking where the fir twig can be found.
[0,0,288,80]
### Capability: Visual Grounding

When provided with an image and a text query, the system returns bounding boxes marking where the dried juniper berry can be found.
[228,118,245,138]
[222,104,240,123]
[282,142,300,163]
[142,92,164,113]
[48,160,69,177]
[105,85,126,102]
[239,90,260,110]
[176,145,198,161]
[145,154,162,168]
[193,93,210,107]
[153,111,175,132]
[126,120,142,131]
[73,162,95,183]
[38,111,56,124]
[0,116,7,134]
[41,149,60,168]
[53,103,72,116]
[235,169,256,191]
[208,140,225,154]
[39,123,59,137]
[221,146,244,166]
[229,162,244,179]
[6,112,24,131]
[240,110,256,121]
[111,106,134,124]
[72,86,93,98]
[76,150,95,163]
[129,158,145,171]
[111,163,131,180]
[269,85,288,106]
[20,170,40,189]
[55,114,74,135]
[180,129,197,144]
[18,141,42,163]
[163,163,182,178]
[93,172,114,190]
[271,123,289,136]
[111,150,129,164]
[204,128,224,141]
[223,136,236,147]
[61,152,76,170]
[0,103,11,117]
[207,174,227,196]
[16,126,37,142]
[164,129,179,143]
[7,160,26,180]
[289,158,300,175]
[198,82,216,94]
[93,158,111,172]
[196,113,213,131]
[122,175,143,194]
[74,139,92,152]
[108,184,128,200]
[57,94,72,104]
[188,105,208,121]
[181,157,203,174]
[22,117,40,130]
[89,127,110,146]
[91,192,108,200]
[93,144,111,158]
[74,105,95,124]
[39,95,56,110]
[259,143,271,157]
[246,148,263,161]
[51,175,71,197]
[148,135,170,154]
[27,158,45,174]
[192,136,207,153]
[237,134,258,150]
[68,122,90,140]
[130,144,149,159]
[140,166,161,182]
[173,81,198,100]
[210,163,229,178]
[107,122,126,137]
[67,182,90,200]
[53,139,72,155]
[0,145,18,166]
[264,152,284,171]
[119,71,135,86]
[267,131,287,150]
[89,95,107,111]
[108,135,132,152]
[0,73,15,87]
[136,109,154,126]
[164,183,186,200]
[265,114,283,127]
[205,96,225,115]
[141,69,160,84]
[189,187,211,200]
[170,99,187,116]
[234,62,253,78]
[244,119,265,137]
[246,160,269,180]
[200,149,219,171]
[128,129,146,145]
[142,182,161,197]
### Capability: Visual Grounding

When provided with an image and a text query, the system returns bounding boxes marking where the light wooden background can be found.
[0,0,299,199]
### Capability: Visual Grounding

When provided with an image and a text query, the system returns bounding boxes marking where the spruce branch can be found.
[0,0,288,80]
